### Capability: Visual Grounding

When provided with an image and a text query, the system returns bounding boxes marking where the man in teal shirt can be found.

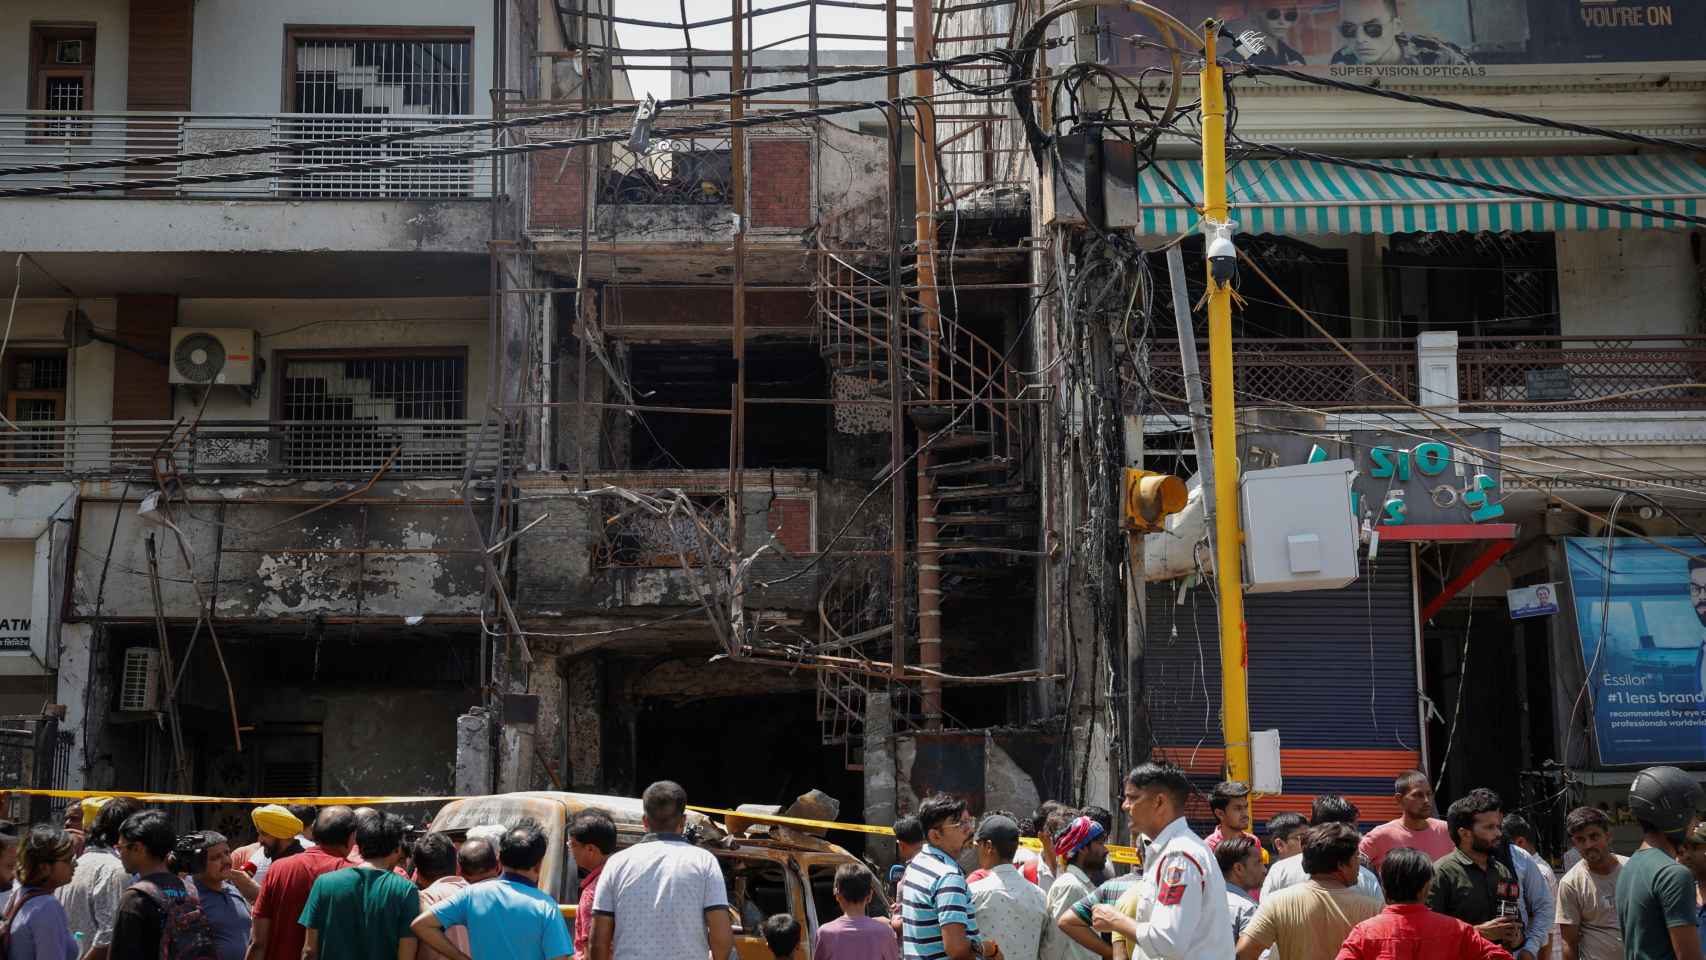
[1616,766,1706,960]
[413,820,573,960]
[300,812,421,960]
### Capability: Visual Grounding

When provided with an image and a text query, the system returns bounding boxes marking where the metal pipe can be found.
[885,103,907,686]
[1165,243,1215,555]
[728,0,749,654]
[912,0,943,729]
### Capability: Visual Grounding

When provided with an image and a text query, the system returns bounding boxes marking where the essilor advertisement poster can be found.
[1098,0,1706,82]
[1563,537,1706,767]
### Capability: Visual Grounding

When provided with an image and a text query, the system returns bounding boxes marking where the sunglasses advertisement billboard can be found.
[1099,0,1706,81]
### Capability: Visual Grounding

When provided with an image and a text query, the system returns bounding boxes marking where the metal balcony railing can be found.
[1146,337,1421,411]
[0,112,495,199]
[1458,336,1706,410]
[600,136,732,206]
[1145,335,1706,412]
[0,419,511,479]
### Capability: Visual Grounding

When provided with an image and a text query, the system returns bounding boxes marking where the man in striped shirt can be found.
[901,794,1003,960]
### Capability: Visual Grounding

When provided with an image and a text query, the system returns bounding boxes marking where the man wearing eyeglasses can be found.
[1330,0,1470,66]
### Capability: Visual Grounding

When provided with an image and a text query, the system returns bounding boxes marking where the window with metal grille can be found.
[43,77,84,112]
[289,34,473,115]
[5,353,66,467]
[278,353,468,475]
[283,30,477,197]
[29,24,95,143]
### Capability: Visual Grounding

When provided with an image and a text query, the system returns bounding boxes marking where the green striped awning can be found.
[1135,154,1706,236]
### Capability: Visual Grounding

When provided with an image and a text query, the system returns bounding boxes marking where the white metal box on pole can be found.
[1241,458,1359,593]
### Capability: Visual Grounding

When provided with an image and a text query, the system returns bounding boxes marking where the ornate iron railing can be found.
[1144,335,1706,412]
[1458,336,1706,410]
[1146,338,1419,410]
[600,136,732,205]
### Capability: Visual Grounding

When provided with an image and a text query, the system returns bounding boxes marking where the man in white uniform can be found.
[1090,762,1234,960]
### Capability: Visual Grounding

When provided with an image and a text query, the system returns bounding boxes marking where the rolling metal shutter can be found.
[1142,552,1422,825]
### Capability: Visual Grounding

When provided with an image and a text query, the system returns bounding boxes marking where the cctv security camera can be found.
[1207,228,1237,288]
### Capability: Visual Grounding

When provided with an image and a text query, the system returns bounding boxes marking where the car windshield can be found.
[429,796,568,900]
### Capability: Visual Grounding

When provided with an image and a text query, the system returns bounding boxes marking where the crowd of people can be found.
[0,798,571,960]
[882,762,1706,960]
[0,762,1699,960]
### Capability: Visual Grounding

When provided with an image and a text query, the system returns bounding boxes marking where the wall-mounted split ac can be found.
[169,328,256,386]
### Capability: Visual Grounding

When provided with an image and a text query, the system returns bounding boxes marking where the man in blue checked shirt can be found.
[900,794,1003,960]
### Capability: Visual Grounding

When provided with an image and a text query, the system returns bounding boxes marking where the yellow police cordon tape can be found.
[0,788,458,805]
[688,805,1143,865]
[4,790,1147,865]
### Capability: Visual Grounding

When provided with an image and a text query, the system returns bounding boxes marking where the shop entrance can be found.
[1424,596,1557,810]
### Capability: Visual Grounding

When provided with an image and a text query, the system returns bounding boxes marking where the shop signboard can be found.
[1242,428,1503,528]
[1098,0,1706,82]
[1563,536,1706,767]
[0,542,36,656]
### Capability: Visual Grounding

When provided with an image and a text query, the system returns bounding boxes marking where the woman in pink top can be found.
[1359,772,1455,872]
[815,865,899,960]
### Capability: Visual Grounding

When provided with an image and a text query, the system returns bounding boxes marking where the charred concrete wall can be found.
[513,471,865,615]
[864,720,1062,867]
[69,480,485,622]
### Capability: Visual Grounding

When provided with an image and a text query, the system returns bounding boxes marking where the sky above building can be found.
[618,0,903,101]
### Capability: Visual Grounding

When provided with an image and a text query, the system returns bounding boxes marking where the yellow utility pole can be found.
[1200,21,1253,784]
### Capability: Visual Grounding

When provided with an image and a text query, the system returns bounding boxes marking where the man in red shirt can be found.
[243,806,356,960]
[568,810,616,957]
[1336,848,1507,960]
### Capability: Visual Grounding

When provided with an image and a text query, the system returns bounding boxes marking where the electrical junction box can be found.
[1040,131,1140,229]
[1240,458,1359,593]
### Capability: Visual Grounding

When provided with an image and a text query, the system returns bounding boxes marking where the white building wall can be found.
[1556,229,1701,339]
[6,297,487,426]
[174,297,490,421]
[0,0,130,113]
[9,299,117,423]
[191,0,494,114]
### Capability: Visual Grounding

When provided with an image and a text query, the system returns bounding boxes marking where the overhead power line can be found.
[1228,139,1706,230]
[0,47,1034,181]
[1231,62,1706,157]
[0,76,1038,200]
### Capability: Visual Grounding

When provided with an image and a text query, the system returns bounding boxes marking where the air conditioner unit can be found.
[169,328,256,386]
[54,40,84,65]
[119,647,161,712]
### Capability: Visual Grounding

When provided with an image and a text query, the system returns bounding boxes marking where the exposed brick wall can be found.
[529,143,587,231]
[766,496,814,555]
[749,140,812,229]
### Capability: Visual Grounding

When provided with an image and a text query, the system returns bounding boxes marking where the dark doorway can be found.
[633,691,863,852]
[1425,596,1530,806]
[625,345,829,469]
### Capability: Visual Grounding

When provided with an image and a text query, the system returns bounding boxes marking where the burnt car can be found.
[427,791,888,960]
